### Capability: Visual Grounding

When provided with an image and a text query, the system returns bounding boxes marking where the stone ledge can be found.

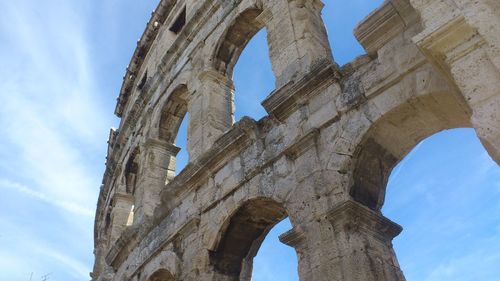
[327,200,402,242]
[115,0,178,117]
[354,0,419,56]
[145,138,181,156]
[284,129,319,160]
[160,117,258,205]
[413,15,485,66]
[262,61,340,122]
[279,227,306,248]
[105,221,146,269]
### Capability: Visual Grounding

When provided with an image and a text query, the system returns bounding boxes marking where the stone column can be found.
[187,70,234,160]
[266,0,334,87]
[323,200,405,281]
[134,138,180,224]
[279,226,310,281]
[411,3,500,162]
[109,193,134,244]
[449,48,500,163]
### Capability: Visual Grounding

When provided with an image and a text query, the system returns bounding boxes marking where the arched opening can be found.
[147,269,175,281]
[351,91,472,210]
[382,129,500,280]
[174,112,189,172]
[158,85,189,173]
[349,81,500,278]
[214,8,275,121]
[322,0,384,65]
[233,29,275,121]
[125,147,140,195]
[251,218,298,281]
[159,86,188,144]
[210,198,298,281]
[214,9,265,77]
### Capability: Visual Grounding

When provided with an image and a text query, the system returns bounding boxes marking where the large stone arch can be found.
[145,269,174,281]
[141,250,181,281]
[212,7,265,78]
[208,197,290,281]
[158,84,189,144]
[125,147,141,195]
[351,86,472,210]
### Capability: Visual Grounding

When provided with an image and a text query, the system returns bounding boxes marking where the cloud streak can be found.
[0,0,113,280]
[0,179,94,217]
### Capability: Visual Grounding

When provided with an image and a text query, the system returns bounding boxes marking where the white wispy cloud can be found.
[0,179,94,217]
[0,0,109,208]
[0,0,112,280]
[35,246,91,280]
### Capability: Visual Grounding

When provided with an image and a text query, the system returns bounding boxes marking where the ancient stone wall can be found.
[92,0,499,280]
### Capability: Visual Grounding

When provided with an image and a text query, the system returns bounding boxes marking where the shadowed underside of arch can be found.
[351,91,472,211]
[148,269,175,281]
[210,198,287,280]
[214,8,265,77]
[159,85,188,144]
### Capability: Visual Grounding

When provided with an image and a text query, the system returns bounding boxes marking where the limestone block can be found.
[471,95,500,163]
[450,47,500,105]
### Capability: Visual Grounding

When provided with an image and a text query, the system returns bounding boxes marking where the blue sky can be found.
[0,1,498,281]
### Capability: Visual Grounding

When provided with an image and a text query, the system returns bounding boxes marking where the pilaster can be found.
[109,193,134,244]
[187,70,234,160]
[134,138,180,224]
[266,0,334,87]
[412,10,500,162]
[324,200,405,281]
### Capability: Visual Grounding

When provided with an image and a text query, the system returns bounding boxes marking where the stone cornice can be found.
[198,69,235,91]
[105,119,325,272]
[144,138,181,156]
[105,216,200,276]
[327,200,402,242]
[354,0,419,56]
[99,0,238,214]
[413,15,485,64]
[115,0,177,117]
[112,192,134,205]
[279,227,306,248]
[284,129,319,160]
[161,117,258,204]
[262,61,340,122]
[105,222,146,269]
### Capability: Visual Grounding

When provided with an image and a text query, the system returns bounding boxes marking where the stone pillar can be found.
[323,200,405,281]
[134,138,180,224]
[411,3,500,163]
[439,0,500,70]
[449,48,500,163]
[279,226,310,281]
[109,193,134,244]
[266,0,334,87]
[187,70,234,160]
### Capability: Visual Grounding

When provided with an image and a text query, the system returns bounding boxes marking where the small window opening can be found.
[252,218,298,281]
[126,205,135,226]
[169,7,186,34]
[174,112,189,173]
[233,29,274,121]
[125,151,139,195]
[104,211,111,232]
[137,71,148,90]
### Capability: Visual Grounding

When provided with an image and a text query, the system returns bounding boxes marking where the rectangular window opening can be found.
[169,7,186,34]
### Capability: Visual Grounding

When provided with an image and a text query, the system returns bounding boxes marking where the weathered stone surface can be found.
[92,1,500,280]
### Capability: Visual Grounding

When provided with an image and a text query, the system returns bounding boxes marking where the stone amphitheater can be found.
[92,0,500,280]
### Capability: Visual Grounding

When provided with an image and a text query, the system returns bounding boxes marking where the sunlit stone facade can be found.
[92,0,500,280]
